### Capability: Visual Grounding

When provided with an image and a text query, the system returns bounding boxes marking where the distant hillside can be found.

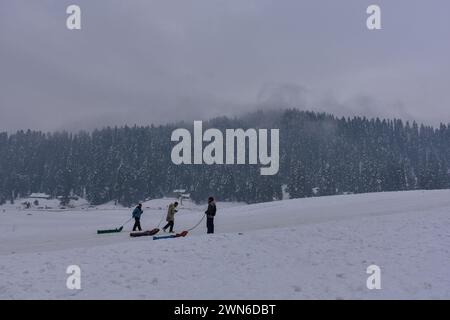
[0,109,449,206]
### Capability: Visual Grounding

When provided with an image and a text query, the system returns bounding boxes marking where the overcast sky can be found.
[0,0,449,132]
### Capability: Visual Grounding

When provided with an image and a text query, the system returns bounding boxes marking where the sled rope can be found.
[156,210,166,228]
[120,217,133,228]
[107,217,132,230]
[152,213,205,240]
[186,214,206,232]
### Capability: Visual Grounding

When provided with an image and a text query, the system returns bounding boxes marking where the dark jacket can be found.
[132,207,143,219]
[205,202,217,217]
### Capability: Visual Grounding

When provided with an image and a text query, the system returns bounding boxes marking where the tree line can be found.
[0,109,449,206]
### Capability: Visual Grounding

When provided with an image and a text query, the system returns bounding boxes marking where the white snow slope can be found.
[0,190,449,299]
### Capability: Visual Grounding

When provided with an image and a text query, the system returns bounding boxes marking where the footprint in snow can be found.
[423,282,432,289]
[293,285,302,292]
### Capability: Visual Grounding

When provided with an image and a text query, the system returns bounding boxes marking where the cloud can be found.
[0,0,449,132]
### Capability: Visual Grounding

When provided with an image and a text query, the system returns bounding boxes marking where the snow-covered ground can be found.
[0,190,449,299]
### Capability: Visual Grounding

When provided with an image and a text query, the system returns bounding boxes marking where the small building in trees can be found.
[173,189,190,205]
[29,193,51,200]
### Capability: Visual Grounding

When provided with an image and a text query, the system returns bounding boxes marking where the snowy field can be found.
[0,190,449,299]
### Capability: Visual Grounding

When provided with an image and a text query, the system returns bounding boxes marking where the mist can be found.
[1,0,449,132]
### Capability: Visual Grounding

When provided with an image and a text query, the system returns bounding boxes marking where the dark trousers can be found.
[163,221,174,232]
[207,216,214,234]
[133,218,142,231]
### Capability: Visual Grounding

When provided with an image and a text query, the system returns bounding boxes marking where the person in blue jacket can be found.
[132,203,143,231]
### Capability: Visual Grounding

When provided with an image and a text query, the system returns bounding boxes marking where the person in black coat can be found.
[205,196,216,234]
[132,203,143,231]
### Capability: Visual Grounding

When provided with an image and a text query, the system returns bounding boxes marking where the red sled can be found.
[175,231,189,237]
[130,228,160,237]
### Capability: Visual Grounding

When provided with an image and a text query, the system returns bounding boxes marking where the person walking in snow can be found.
[205,196,216,234]
[132,203,143,231]
[163,201,178,233]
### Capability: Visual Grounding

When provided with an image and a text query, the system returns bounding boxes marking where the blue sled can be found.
[153,235,176,240]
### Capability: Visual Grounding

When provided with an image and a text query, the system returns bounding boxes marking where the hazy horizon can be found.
[1,107,446,136]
